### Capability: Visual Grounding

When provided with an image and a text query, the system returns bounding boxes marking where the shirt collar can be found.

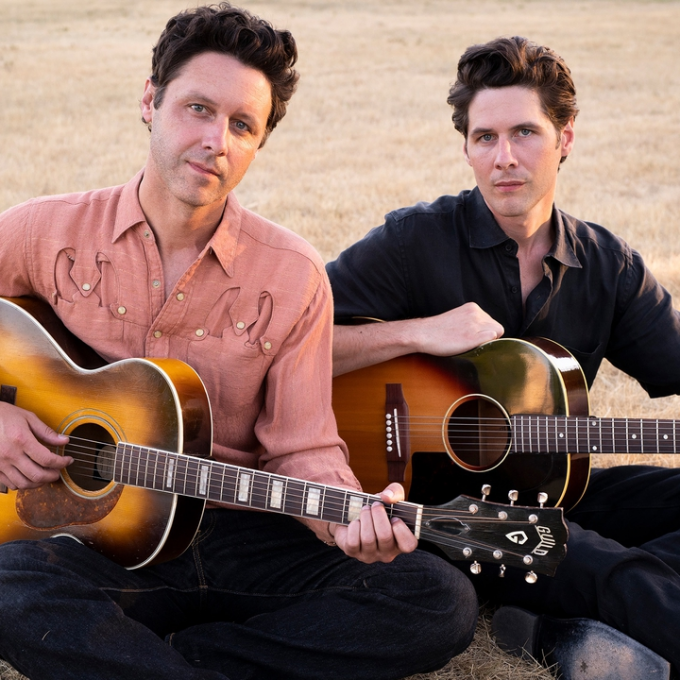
[111,169,147,242]
[467,186,581,269]
[111,169,242,277]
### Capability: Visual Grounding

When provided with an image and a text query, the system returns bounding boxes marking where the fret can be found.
[626,419,642,453]
[282,479,305,516]
[642,419,656,454]
[174,455,189,495]
[143,448,157,490]
[600,417,614,453]
[249,471,270,510]
[555,415,566,453]
[571,416,579,453]
[218,465,237,504]
[659,420,676,454]
[587,418,597,453]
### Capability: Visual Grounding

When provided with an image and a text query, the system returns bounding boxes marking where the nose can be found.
[494,137,518,170]
[203,117,230,156]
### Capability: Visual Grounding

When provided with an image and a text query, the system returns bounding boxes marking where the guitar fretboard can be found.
[512,415,680,454]
[113,444,423,535]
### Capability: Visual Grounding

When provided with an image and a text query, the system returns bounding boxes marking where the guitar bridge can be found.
[385,383,410,483]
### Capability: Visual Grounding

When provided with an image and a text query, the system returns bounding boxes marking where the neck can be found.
[137,171,227,297]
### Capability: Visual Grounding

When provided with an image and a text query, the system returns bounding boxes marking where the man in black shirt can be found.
[327,36,680,680]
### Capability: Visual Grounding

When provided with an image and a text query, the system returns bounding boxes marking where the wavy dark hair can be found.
[447,36,578,161]
[148,3,298,145]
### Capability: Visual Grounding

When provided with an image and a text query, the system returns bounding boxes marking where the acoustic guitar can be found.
[333,337,679,511]
[0,297,567,578]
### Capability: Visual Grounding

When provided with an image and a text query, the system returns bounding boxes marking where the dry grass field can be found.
[1,0,680,678]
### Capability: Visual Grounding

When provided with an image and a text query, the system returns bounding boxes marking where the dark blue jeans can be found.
[0,508,477,680]
[472,465,680,674]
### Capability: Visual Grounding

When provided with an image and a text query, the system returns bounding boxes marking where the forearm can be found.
[332,320,420,376]
[332,303,504,376]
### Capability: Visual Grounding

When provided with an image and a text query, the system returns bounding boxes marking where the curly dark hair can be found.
[148,3,299,145]
[447,36,578,159]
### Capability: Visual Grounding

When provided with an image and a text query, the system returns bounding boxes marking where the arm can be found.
[333,303,504,376]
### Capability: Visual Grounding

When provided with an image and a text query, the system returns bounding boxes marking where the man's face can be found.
[140,51,272,211]
[463,85,574,229]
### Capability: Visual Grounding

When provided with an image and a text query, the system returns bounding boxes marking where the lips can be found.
[494,180,525,192]
[188,160,221,178]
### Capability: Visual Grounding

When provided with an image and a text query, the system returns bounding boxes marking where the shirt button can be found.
[154,330,162,338]
[152,280,161,289]
[505,243,513,252]
[143,230,151,239]
[195,329,205,337]
[236,321,245,330]
[82,283,91,291]
[176,292,185,301]
[118,306,127,315]
[263,341,272,350]
[511,286,519,294]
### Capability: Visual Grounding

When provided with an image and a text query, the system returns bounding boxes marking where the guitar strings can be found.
[46,435,543,528]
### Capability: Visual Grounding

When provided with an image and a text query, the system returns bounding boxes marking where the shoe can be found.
[491,606,671,680]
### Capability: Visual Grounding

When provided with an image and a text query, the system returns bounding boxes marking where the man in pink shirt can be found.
[0,4,477,679]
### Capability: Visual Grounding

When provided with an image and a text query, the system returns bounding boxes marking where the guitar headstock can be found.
[417,492,568,580]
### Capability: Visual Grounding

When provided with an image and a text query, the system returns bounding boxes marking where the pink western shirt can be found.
[0,171,360,537]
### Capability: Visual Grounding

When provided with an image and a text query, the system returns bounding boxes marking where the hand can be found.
[0,402,72,490]
[410,303,504,356]
[331,483,418,563]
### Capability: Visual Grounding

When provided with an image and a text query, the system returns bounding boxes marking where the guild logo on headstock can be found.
[505,531,528,545]
[531,525,557,556]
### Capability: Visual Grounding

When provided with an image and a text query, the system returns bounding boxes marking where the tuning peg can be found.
[481,484,491,500]
[469,561,482,575]
[525,571,538,584]
[499,565,506,578]
[537,492,548,508]
[508,490,518,506]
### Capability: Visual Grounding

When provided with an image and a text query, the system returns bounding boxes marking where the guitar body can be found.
[333,337,591,510]
[0,298,212,568]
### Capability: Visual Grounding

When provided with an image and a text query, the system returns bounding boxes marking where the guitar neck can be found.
[113,443,423,535]
[512,415,680,455]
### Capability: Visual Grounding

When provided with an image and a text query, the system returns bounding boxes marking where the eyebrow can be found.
[469,121,541,137]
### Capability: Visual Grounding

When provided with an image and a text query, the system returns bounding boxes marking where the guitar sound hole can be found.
[446,395,510,471]
[64,423,116,492]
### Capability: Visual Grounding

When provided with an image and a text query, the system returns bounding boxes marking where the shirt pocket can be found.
[52,249,128,343]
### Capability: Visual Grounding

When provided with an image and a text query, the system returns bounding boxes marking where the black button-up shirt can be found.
[326,187,680,396]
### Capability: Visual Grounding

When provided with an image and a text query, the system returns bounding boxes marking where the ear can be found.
[140,78,155,125]
[463,138,472,166]
[559,118,575,158]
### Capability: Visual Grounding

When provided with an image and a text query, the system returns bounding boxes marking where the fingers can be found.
[335,499,417,564]
[0,403,71,490]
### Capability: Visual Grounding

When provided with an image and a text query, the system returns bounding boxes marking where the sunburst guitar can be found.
[333,339,680,511]
[0,298,567,578]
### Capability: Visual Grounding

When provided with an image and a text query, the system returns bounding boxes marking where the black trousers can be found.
[0,509,477,680]
[471,465,680,673]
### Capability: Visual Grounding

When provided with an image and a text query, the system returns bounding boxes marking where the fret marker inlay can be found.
[238,472,252,502]
[306,487,321,515]
[270,479,284,509]
[348,495,363,522]
[199,464,209,496]
[166,458,175,489]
